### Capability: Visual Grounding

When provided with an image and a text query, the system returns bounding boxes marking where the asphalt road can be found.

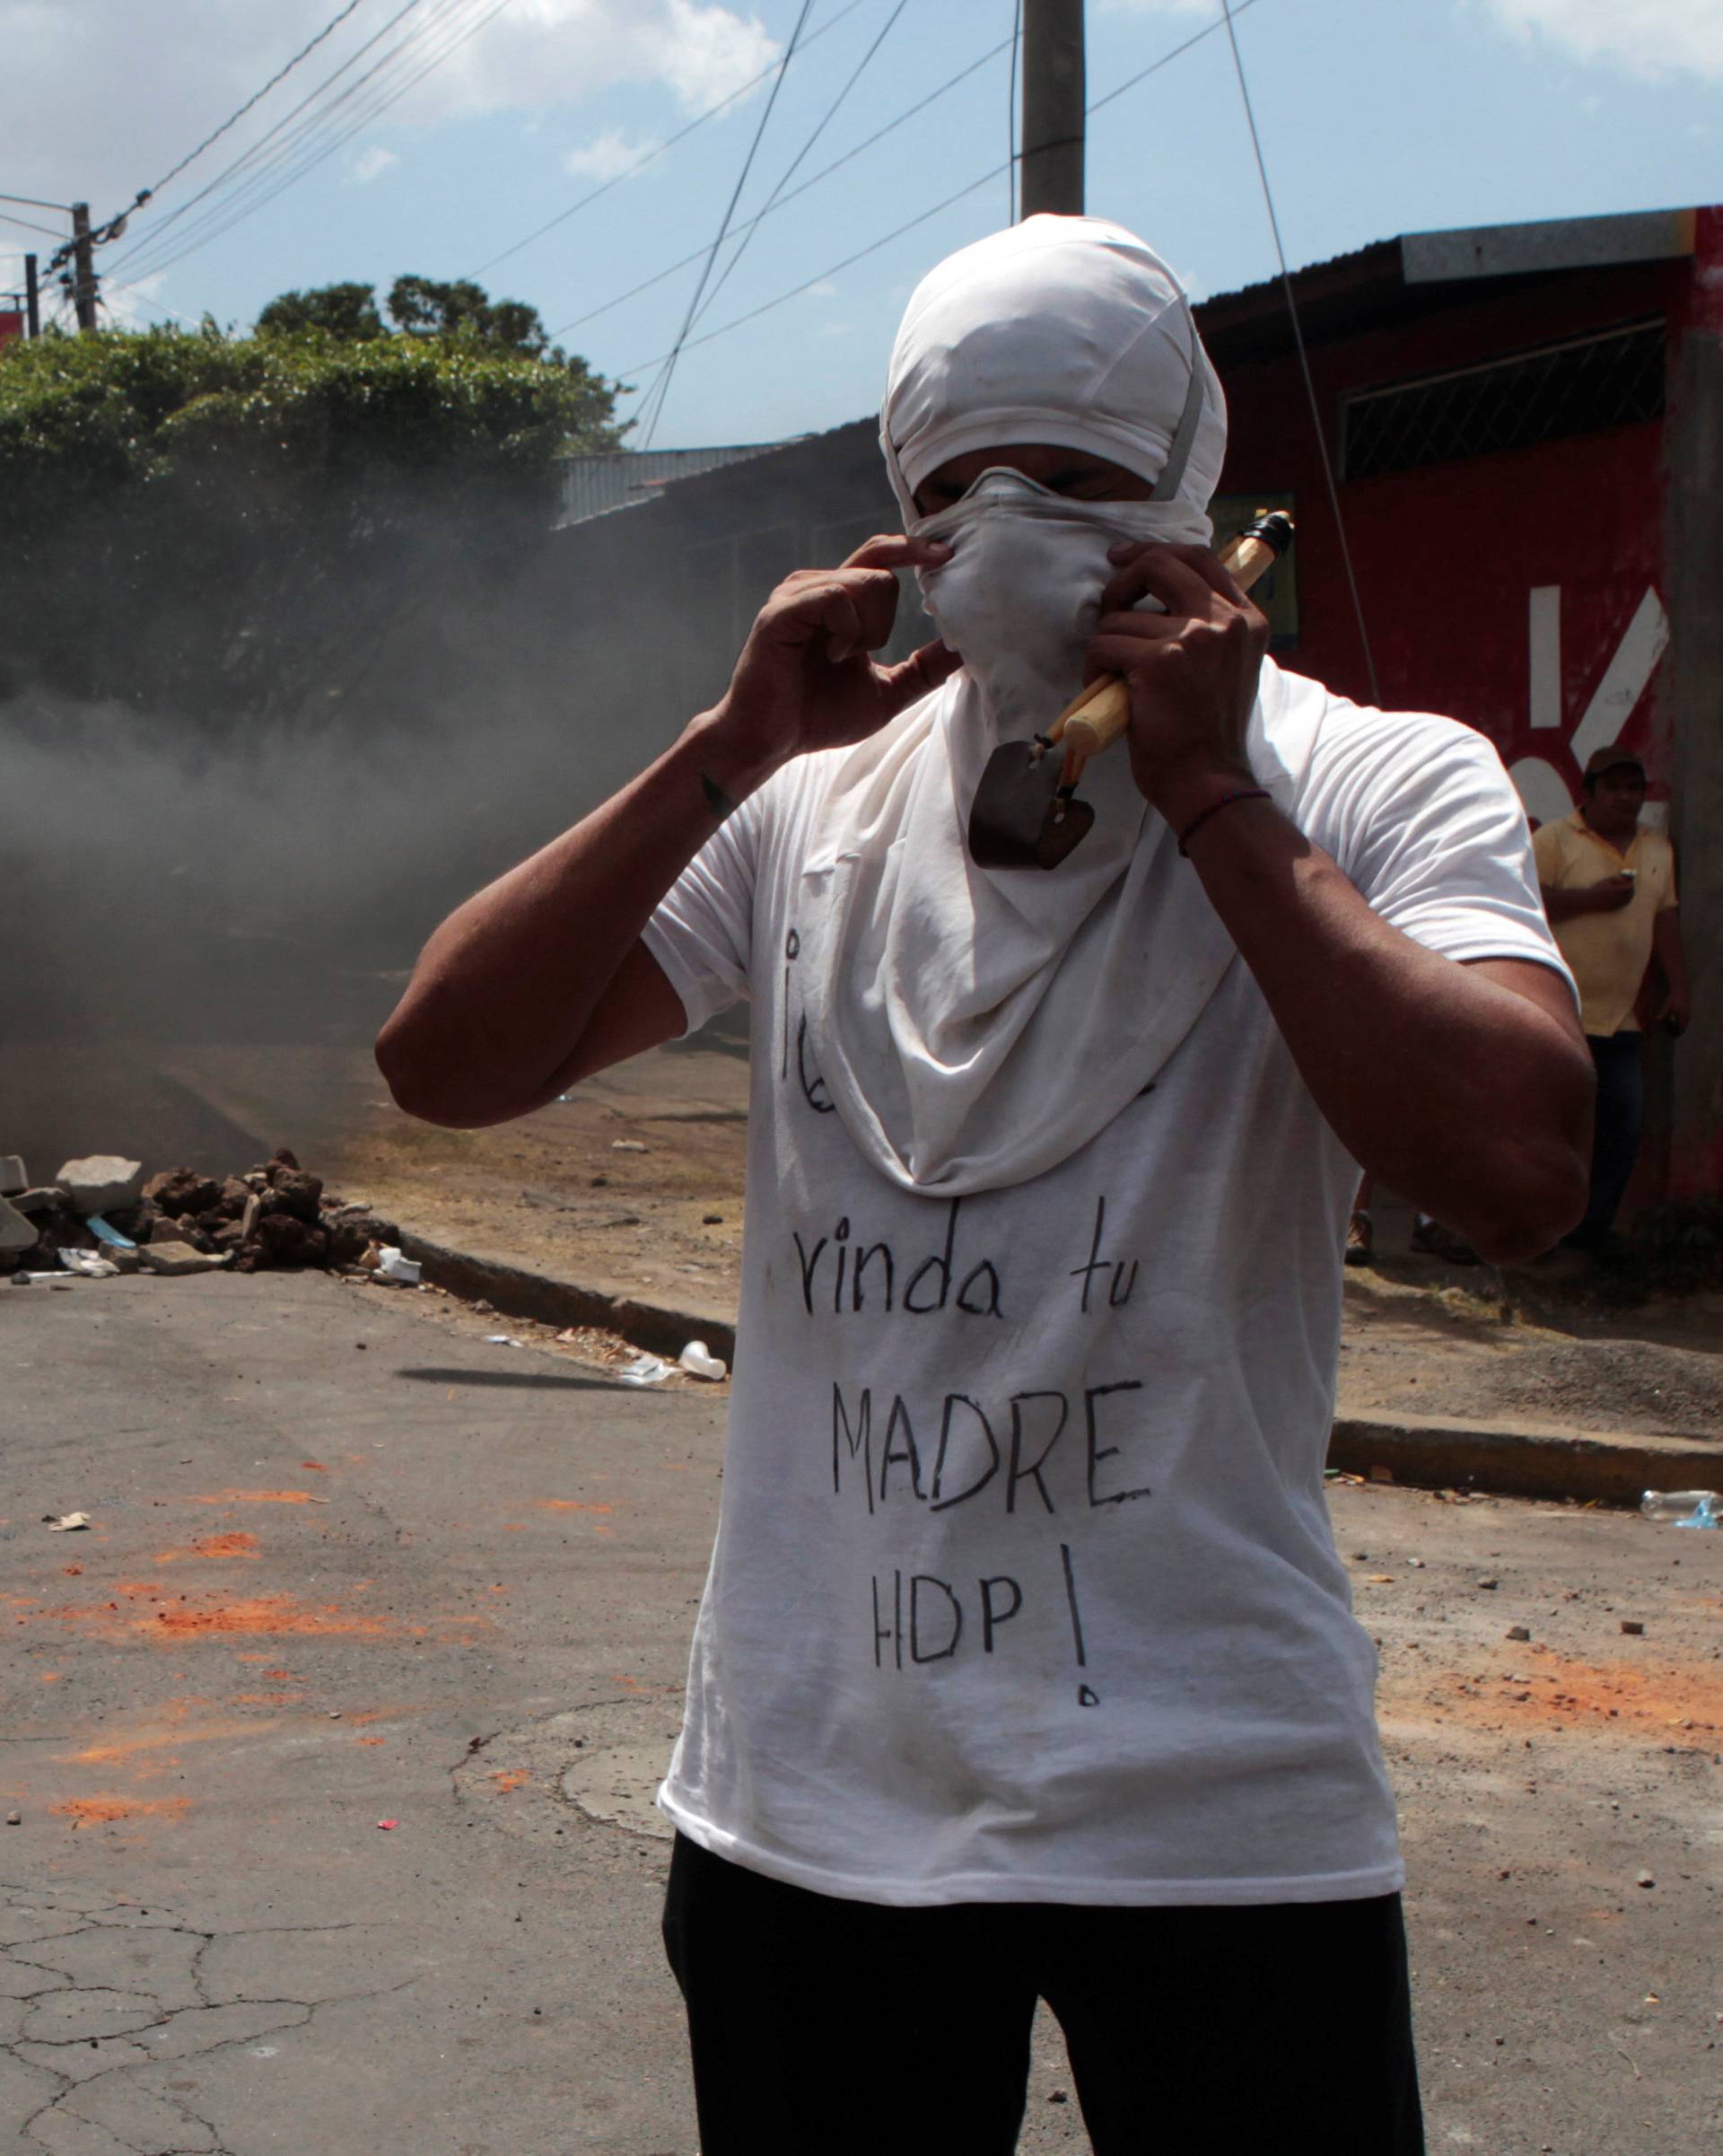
[3,1273,1719,2155]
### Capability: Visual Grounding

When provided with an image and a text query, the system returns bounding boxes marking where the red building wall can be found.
[1213,259,1683,820]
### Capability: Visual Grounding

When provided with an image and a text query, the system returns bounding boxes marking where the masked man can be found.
[379,218,1592,2155]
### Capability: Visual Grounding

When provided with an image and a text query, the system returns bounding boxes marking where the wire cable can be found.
[547,31,1010,342]
[1217,0,1378,705]
[637,0,817,449]
[613,0,1268,393]
[102,0,440,277]
[686,0,910,339]
[619,163,1004,384]
[468,0,872,281]
[0,209,66,241]
[115,0,504,288]
[136,0,377,209]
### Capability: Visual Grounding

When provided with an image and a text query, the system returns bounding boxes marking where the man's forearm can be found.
[1185,800,1591,1261]
[377,711,774,1126]
[1540,881,1595,922]
[1653,911,1689,1000]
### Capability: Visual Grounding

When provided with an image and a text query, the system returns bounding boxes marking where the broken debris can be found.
[57,1155,144,1216]
[1,1142,403,1285]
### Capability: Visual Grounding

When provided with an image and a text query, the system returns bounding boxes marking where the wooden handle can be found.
[1058,677,1133,760]
[1053,513,1292,763]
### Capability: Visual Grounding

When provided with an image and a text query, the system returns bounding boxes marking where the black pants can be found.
[662,1834,1424,2155]
[1571,1030,1645,1239]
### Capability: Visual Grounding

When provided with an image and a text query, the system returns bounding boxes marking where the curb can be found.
[398,1231,737,1367]
[397,1236,1715,1507]
[1329,1409,1719,1506]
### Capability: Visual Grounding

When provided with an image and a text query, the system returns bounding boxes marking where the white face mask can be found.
[911,469,1172,741]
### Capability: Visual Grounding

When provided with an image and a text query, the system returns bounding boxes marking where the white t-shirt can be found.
[642,674,1568,1908]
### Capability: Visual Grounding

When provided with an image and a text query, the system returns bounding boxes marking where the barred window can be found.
[1341,320,1664,481]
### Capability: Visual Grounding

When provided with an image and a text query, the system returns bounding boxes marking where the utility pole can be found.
[24,253,40,337]
[1019,0,1085,220]
[70,202,98,331]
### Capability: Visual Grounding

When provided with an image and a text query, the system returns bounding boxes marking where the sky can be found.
[3,0,1719,449]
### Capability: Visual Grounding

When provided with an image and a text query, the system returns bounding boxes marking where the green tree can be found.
[257,281,387,340]
[385,276,564,364]
[0,322,626,715]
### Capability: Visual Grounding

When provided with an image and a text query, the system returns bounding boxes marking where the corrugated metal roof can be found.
[558,442,800,525]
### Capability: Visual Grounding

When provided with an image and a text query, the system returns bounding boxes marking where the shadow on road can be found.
[394,1365,625,1391]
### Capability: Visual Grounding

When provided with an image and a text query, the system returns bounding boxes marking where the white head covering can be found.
[879,213,1226,535]
[797,215,1322,1197]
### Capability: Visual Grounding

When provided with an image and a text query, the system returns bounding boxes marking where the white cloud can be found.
[349,145,398,184]
[402,0,780,120]
[808,279,840,298]
[0,0,779,238]
[563,127,663,181]
[1474,0,1723,81]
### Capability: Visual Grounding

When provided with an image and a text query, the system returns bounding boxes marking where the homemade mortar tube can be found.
[1054,510,1294,767]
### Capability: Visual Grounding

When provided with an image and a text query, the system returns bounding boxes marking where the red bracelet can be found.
[1177,787,1271,855]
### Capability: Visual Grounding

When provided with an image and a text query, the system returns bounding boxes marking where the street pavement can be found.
[3,1273,1719,2155]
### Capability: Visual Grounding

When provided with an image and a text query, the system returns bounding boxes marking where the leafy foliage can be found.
[0,320,625,716]
[257,281,387,340]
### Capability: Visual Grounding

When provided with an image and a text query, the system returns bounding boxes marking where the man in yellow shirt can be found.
[1533,747,1690,1252]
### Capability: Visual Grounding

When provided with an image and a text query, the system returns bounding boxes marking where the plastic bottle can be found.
[1639,1490,1719,1529]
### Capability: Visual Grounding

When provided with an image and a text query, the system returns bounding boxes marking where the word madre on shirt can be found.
[790,1185,1149,1713]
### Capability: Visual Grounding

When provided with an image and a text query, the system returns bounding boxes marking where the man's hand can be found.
[1586,872,1637,913]
[1086,539,1269,831]
[710,534,959,783]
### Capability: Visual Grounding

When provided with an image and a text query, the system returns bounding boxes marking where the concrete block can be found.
[11,1186,68,1214]
[0,1197,36,1254]
[135,1240,231,1277]
[56,1157,143,1217]
[0,1154,25,1195]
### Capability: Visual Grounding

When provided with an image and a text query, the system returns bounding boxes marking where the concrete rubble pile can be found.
[0,1148,402,1284]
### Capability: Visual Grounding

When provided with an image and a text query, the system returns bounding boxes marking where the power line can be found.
[114,0,505,289]
[0,209,66,241]
[102,0,434,278]
[468,0,873,283]
[619,163,1004,385]
[637,0,817,449]
[547,30,1013,342]
[685,0,911,340]
[613,0,1269,400]
[138,0,377,208]
[1217,0,1378,706]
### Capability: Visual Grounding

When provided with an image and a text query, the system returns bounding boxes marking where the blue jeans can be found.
[1572,1030,1645,1239]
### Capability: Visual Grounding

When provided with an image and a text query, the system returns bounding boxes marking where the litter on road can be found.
[678,1340,727,1381]
[43,1512,92,1532]
[617,1352,673,1387]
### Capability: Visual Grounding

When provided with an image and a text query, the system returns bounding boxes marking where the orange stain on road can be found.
[187,1490,327,1506]
[54,1797,190,1828]
[153,1533,261,1564]
[64,1714,269,1767]
[533,1500,614,1514]
[1392,1650,1723,1740]
[14,1580,476,1645]
[491,1769,530,1793]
